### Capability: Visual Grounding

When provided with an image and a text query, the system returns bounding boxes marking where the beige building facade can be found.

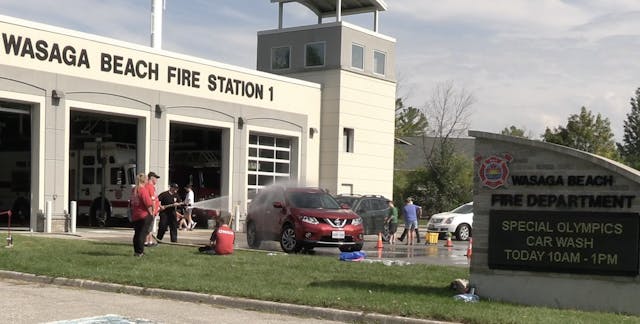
[0,0,396,232]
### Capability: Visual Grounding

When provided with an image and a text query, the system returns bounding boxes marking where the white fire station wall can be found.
[0,16,321,230]
[335,71,395,198]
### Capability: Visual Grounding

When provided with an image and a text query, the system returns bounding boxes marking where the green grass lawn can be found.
[1,234,639,324]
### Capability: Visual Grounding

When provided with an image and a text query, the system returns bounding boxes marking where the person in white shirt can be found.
[184,184,196,230]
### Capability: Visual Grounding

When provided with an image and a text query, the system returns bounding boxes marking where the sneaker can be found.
[134,253,144,257]
[191,222,197,230]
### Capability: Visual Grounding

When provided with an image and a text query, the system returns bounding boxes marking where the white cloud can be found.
[391,0,590,30]
[1,0,640,141]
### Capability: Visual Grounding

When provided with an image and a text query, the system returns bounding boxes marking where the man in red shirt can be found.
[145,171,161,247]
[199,215,235,255]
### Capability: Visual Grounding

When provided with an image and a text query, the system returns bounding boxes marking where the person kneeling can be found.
[198,214,234,255]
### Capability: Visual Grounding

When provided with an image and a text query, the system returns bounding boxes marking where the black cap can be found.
[170,183,179,188]
[148,171,160,179]
[184,183,192,189]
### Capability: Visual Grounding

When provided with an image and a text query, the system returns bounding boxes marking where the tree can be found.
[542,106,619,160]
[393,98,428,168]
[395,98,428,137]
[501,125,529,138]
[618,88,640,169]
[403,81,475,215]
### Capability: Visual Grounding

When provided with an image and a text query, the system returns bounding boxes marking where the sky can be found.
[1,0,640,141]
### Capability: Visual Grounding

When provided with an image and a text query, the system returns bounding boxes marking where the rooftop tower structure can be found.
[257,0,396,197]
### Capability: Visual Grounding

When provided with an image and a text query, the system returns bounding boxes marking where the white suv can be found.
[426,202,473,241]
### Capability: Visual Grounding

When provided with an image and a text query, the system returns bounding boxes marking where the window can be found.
[343,128,354,153]
[374,50,386,75]
[96,167,102,185]
[305,42,325,67]
[82,168,94,184]
[110,167,124,185]
[82,156,95,166]
[271,46,290,70]
[248,134,293,195]
[372,199,388,210]
[351,44,364,69]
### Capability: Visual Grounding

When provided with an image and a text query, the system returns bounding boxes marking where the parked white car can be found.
[426,202,473,241]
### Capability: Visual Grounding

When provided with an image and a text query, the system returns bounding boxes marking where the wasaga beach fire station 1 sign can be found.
[478,153,640,276]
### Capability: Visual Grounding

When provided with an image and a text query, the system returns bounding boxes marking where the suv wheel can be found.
[280,223,302,253]
[456,224,471,241]
[246,221,262,249]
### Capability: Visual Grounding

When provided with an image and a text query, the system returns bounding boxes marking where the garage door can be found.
[247,134,292,197]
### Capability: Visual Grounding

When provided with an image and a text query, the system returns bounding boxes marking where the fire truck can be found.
[68,141,222,227]
[69,141,137,226]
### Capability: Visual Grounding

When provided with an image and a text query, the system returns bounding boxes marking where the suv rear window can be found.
[335,196,357,207]
[370,198,388,210]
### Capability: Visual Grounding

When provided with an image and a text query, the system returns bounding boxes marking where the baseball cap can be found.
[148,171,160,179]
[170,183,179,189]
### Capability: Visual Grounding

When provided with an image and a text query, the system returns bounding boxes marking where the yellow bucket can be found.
[426,232,439,244]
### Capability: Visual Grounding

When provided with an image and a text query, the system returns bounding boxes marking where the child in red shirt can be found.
[199,215,234,255]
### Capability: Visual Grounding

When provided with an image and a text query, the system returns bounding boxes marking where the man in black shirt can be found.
[157,183,183,242]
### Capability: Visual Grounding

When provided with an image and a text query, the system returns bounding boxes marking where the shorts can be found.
[198,245,216,254]
[388,222,398,233]
[405,220,418,230]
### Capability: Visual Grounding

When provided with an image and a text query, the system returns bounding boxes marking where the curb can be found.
[0,270,455,324]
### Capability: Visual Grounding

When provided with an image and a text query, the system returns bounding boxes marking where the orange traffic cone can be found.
[466,237,473,259]
[445,234,453,248]
[376,232,384,249]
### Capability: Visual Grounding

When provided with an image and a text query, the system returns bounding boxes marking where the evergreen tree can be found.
[395,98,428,137]
[618,88,640,169]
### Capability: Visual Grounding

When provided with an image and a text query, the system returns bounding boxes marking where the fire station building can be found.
[0,0,396,232]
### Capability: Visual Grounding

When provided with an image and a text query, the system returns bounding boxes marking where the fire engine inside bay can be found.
[0,0,396,232]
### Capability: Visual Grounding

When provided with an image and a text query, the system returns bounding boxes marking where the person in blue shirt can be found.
[400,198,421,245]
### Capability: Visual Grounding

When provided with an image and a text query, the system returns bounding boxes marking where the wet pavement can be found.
[18,226,471,267]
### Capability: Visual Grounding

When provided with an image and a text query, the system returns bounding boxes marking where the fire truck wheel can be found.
[89,198,111,227]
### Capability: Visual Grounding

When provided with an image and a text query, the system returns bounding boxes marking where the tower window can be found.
[343,128,354,153]
[305,42,325,67]
[271,46,291,70]
[351,44,364,70]
[374,50,386,75]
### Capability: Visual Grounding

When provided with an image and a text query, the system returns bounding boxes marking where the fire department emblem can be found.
[476,153,512,189]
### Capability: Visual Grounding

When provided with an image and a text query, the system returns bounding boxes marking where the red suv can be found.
[245,186,364,253]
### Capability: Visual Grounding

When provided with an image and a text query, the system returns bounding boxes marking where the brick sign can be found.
[489,210,640,276]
